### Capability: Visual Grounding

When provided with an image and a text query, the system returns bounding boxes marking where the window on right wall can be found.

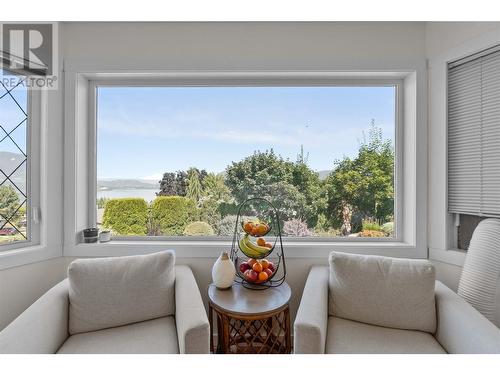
[448,45,500,250]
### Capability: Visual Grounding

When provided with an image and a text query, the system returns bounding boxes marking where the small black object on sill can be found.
[83,227,99,243]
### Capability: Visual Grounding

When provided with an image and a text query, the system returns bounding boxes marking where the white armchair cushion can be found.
[435,281,500,353]
[328,251,437,333]
[458,218,500,327]
[68,251,175,334]
[326,317,445,354]
[58,317,179,354]
[0,279,69,354]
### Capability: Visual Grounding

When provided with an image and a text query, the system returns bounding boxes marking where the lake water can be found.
[97,189,159,202]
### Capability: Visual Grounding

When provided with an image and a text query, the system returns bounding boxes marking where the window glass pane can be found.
[0,70,28,245]
[457,214,487,250]
[96,86,396,238]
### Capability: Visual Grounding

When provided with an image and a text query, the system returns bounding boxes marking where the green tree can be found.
[0,185,20,222]
[225,149,293,202]
[157,170,195,196]
[198,173,233,229]
[324,122,394,230]
[158,168,208,197]
[291,155,322,227]
[174,170,188,196]
[186,168,203,205]
[157,172,178,196]
[12,205,26,229]
[225,149,320,226]
[202,173,232,202]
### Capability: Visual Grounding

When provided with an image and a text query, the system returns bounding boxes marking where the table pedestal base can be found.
[210,304,291,354]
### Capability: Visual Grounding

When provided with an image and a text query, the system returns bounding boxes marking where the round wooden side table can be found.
[208,282,292,354]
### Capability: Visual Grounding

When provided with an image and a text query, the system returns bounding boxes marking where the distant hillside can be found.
[97,179,159,190]
[96,171,333,191]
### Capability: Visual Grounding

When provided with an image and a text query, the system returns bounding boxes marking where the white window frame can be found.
[0,84,42,252]
[64,69,425,259]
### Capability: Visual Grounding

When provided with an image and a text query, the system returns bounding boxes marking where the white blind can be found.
[448,47,500,217]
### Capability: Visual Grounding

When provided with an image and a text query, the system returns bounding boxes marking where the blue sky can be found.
[97,86,395,180]
[0,73,28,155]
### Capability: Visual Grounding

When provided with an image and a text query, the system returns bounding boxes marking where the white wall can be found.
[0,257,71,329]
[63,22,426,70]
[425,22,500,58]
[426,22,500,269]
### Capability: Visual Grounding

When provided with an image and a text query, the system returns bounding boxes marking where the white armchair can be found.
[294,253,500,354]
[0,252,210,354]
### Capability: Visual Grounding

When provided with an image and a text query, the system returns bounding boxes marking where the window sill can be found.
[429,247,466,267]
[65,239,422,259]
[0,244,62,270]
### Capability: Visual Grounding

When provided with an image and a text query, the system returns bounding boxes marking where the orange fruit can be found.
[251,225,259,235]
[256,224,268,235]
[248,258,258,267]
[256,238,266,246]
[258,271,269,282]
[264,243,273,249]
[260,259,270,269]
[252,262,263,273]
[243,222,253,234]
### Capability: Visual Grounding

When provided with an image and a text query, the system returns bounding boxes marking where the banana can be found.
[239,236,261,257]
[245,236,269,254]
[240,234,270,256]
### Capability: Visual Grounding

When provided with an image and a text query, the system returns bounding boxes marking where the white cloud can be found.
[98,111,307,146]
[97,104,395,159]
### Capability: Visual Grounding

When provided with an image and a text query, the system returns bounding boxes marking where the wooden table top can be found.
[208,282,291,316]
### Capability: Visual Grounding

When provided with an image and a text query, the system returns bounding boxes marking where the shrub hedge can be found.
[151,196,197,235]
[183,221,214,236]
[102,198,148,235]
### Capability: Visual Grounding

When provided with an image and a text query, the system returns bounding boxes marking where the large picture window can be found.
[96,85,397,239]
[0,69,29,246]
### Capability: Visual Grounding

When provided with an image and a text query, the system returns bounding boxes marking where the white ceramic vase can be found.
[212,251,235,289]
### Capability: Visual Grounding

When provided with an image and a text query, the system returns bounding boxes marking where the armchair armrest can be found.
[174,265,210,354]
[435,281,500,353]
[0,279,69,354]
[294,266,329,354]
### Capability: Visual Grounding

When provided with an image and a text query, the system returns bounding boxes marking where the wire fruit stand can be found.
[230,197,286,290]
